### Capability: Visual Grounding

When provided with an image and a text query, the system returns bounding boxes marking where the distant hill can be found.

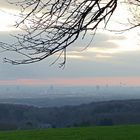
[0,96,97,107]
[1,99,140,130]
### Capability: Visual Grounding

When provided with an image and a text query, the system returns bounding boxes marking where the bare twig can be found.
[1,0,118,66]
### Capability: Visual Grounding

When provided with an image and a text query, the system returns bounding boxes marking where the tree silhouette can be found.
[1,0,138,66]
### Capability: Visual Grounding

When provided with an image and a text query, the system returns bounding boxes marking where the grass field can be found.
[0,125,140,140]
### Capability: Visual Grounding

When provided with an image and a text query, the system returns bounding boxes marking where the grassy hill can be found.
[0,125,140,140]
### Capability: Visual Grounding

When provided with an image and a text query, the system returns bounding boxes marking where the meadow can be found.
[0,125,140,140]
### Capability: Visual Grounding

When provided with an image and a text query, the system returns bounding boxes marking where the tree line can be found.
[1,99,140,130]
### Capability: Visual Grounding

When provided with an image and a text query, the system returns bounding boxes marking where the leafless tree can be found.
[0,0,119,66]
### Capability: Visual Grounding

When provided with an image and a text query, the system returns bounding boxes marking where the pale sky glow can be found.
[0,8,19,31]
[68,31,140,61]
[0,77,140,86]
[65,54,85,59]
[0,1,140,87]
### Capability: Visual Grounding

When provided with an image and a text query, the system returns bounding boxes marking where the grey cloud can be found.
[0,32,16,43]
[0,30,132,80]
[69,32,122,51]
[0,45,140,81]
[0,13,139,81]
[0,0,19,9]
[110,35,126,40]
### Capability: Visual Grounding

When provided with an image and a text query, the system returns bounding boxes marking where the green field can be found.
[0,125,140,140]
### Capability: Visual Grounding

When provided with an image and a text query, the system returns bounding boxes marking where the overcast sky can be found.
[0,0,140,87]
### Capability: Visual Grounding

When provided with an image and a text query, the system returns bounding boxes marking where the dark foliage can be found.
[1,99,140,130]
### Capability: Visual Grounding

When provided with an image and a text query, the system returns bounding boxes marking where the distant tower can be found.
[47,85,54,94]
[96,85,100,90]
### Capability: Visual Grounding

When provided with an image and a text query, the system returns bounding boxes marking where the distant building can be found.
[38,123,52,129]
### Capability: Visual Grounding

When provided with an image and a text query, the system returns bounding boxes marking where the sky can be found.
[0,0,140,87]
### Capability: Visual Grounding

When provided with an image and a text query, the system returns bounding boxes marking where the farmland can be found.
[0,125,140,140]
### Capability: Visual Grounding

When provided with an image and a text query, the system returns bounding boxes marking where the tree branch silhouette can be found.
[0,0,118,66]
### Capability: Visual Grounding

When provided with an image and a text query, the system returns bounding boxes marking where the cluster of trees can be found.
[1,99,140,130]
[0,0,140,66]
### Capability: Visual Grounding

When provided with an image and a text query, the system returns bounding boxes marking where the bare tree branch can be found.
[124,0,140,30]
[0,0,118,66]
